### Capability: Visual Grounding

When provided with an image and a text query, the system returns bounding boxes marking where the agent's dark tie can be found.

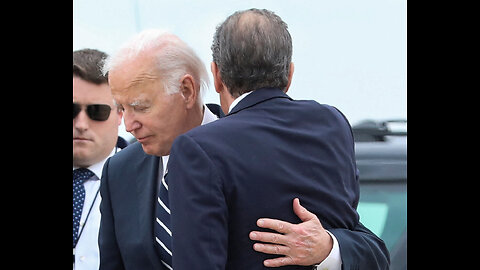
[154,166,173,270]
[73,168,94,248]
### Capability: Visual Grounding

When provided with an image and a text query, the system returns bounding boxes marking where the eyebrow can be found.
[129,99,150,107]
[113,98,148,109]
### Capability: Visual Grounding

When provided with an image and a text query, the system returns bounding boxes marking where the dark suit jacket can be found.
[99,142,166,270]
[168,88,390,269]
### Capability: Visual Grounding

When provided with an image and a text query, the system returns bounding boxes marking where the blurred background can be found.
[73,0,406,142]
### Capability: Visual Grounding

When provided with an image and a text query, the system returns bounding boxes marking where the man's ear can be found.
[211,61,234,115]
[211,62,225,94]
[180,74,197,109]
[283,62,295,93]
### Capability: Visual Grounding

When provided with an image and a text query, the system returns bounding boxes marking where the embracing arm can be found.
[250,198,390,269]
[249,198,336,268]
[328,223,390,270]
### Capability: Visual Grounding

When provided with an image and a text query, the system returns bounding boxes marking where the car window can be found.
[357,201,388,236]
[357,181,406,250]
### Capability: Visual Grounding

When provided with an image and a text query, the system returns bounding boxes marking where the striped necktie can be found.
[73,168,94,248]
[154,166,173,270]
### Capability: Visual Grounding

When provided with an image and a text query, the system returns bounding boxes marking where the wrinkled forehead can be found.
[109,52,159,91]
[109,67,165,110]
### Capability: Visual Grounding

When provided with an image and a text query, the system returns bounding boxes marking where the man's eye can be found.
[134,106,149,112]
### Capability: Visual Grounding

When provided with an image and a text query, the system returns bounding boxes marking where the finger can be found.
[262,256,295,268]
[253,242,290,256]
[249,231,287,245]
[257,218,292,234]
[292,198,316,222]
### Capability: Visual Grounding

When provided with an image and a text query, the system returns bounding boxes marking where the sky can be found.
[73,0,406,141]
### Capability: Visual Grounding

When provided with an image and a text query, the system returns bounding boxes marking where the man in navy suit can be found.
[167,8,389,270]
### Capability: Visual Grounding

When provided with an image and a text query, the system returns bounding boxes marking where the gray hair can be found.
[103,29,209,100]
[211,8,292,97]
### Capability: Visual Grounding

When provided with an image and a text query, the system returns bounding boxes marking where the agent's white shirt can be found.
[73,147,119,270]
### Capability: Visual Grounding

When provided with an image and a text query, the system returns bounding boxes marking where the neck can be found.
[220,89,236,115]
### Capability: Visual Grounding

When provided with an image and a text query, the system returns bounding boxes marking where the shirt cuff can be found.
[313,230,342,270]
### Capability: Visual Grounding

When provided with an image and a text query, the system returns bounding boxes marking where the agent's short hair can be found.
[211,8,293,97]
[73,48,109,85]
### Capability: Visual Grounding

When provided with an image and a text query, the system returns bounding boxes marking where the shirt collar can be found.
[228,91,253,114]
[202,104,219,125]
[73,147,119,180]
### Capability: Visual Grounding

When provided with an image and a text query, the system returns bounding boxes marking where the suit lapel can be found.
[135,151,164,268]
[228,87,292,116]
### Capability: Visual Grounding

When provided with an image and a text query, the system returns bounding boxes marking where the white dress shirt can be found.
[73,147,120,270]
[230,91,342,270]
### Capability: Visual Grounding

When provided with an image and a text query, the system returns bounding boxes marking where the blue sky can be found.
[74,0,406,141]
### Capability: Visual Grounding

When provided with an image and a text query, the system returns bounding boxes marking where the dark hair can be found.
[73,49,109,84]
[211,8,292,97]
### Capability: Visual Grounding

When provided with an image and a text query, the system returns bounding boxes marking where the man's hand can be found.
[249,198,333,267]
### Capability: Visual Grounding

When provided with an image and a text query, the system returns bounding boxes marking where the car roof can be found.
[353,120,407,181]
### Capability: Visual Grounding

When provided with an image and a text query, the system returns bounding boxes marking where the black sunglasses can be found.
[73,103,112,121]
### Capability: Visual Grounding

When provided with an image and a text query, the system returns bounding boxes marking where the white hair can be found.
[102,29,209,100]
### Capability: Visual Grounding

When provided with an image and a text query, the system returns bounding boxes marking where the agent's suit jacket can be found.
[168,88,390,269]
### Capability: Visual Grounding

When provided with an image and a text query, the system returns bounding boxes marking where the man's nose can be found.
[73,110,89,131]
[123,111,142,133]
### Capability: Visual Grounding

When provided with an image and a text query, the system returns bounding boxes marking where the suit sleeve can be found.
[328,222,390,270]
[98,157,126,270]
[329,108,390,268]
[168,134,228,270]
[330,159,390,269]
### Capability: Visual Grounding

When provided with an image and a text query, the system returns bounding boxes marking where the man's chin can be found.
[140,142,166,157]
[140,143,158,156]
[73,154,93,168]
